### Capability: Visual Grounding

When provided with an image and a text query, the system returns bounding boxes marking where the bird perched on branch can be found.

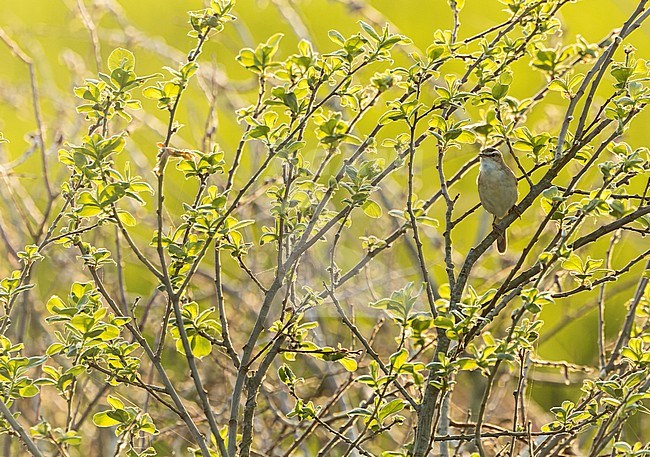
[477,147,518,254]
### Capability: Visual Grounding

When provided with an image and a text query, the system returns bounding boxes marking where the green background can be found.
[0,0,648,453]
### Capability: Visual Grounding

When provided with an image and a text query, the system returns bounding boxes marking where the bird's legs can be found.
[508,204,522,219]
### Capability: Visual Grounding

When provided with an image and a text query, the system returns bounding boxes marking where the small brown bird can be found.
[477,147,518,254]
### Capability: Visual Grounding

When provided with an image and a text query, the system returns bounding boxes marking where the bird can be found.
[477,147,518,254]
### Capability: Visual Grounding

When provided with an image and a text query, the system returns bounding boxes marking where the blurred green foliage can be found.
[0,0,648,455]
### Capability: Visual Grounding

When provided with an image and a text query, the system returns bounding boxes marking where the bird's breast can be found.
[478,162,518,219]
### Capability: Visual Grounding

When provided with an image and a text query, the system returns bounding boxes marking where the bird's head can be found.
[479,147,503,163]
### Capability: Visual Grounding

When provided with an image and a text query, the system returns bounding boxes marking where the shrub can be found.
[0,0,648,456]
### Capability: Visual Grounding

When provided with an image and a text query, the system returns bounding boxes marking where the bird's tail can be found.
[497,229,507,254]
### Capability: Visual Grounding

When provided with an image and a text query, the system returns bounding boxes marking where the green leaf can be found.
[457,358,478,371]
[491,83,509,99]
[433,316,454,329]
[562,253,583,273]
[58,430,82,446]
[362,200,382,218]
[19,384,39,397]
[93,411,121,427]
[108,48,135,72]
[338,357,358,372]
[176,334,212,359]
[389,349,408,371]
[379,399,406,420]
[359,21,381,41]
[117,210,137,226]
[548,79,567,92]
[142,87,162,99]
[106,395,125,410]
[77,205,102,217]
[46,296,66,314]
[328,30,346,46]
[46,343,65,356]
[348,407,372,417]
[70,315,95,333]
